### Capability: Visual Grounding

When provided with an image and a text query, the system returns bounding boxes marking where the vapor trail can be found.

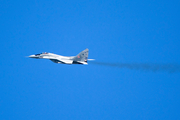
[90,61,180,73]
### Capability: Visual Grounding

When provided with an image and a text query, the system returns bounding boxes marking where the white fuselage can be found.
[29,52,87,64]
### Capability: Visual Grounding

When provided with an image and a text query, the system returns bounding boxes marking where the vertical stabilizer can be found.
[73,48,89,62]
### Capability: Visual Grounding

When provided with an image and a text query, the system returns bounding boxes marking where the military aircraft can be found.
[28,48,94,65]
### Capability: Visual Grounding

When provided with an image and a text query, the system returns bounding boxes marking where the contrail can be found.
[90,61,180,73]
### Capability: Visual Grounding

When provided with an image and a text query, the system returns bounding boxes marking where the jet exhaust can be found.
[90,61,180,73]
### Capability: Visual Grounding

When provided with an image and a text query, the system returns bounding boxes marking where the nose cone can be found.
[28,55,39,58]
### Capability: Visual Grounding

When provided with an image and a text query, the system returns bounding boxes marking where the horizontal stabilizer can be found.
[77,61,88,65]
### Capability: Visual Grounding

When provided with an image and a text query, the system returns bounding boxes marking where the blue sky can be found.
[0,0,180,119]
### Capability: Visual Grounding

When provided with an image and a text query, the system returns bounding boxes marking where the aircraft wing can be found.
[50,58,73,64]
[59,59,73,64]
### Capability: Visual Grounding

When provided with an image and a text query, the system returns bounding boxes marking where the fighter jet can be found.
[28,48,94,65]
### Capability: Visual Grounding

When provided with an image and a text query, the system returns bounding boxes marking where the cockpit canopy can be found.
[35,52,48,56]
